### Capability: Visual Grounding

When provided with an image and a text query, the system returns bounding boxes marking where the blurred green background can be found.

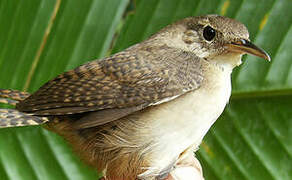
[0,0,291,179]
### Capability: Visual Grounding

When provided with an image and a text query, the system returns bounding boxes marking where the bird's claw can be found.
[167,154,204,180]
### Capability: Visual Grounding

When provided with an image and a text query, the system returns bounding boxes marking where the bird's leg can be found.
[155,162,176,180]
[154,152,203,180]
[167,152,204,180]
[91,153,204,180]
[176,153,203,173]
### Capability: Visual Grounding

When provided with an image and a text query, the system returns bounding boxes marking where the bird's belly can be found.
[140,66,232,172]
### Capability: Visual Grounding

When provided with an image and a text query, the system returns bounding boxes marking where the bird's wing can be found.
[16,46,203,127]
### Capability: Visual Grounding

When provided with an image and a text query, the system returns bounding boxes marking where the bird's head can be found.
[155,14,270,68]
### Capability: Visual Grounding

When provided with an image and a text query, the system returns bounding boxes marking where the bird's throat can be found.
[210,53,243,70]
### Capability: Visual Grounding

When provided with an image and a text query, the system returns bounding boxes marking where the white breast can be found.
[141,61,233,173]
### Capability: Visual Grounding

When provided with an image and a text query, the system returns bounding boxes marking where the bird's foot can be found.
[167,153,204,180]
[99,154,203,180]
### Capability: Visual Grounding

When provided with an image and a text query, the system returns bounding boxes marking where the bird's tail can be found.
[0,109,49,128]
[0,89,30,105]
[0,89,49,128]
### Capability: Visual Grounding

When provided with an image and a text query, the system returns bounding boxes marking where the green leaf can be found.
[0,0,129,179]
[0,0,291,179]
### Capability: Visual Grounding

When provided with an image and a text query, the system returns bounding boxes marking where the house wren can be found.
[0,15,270,180]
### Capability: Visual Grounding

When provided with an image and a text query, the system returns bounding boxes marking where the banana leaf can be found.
[0,0,291,179]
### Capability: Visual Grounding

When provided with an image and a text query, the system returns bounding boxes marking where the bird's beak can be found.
[225,39,271,61]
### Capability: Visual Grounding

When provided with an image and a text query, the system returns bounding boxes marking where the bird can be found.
[0,14,270,180]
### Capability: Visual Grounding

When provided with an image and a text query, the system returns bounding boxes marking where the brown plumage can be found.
[0,14,270,179]
[16,38,203,180]
[17,45,203,116]
[0,89,30,101]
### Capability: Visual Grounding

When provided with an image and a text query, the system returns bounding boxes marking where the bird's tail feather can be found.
[0,89,30,105]
[0,98,18,106]
[0,109,49,128]
[0,89,48,128]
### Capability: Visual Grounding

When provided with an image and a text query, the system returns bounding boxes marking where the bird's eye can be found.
[203,26,216,41]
